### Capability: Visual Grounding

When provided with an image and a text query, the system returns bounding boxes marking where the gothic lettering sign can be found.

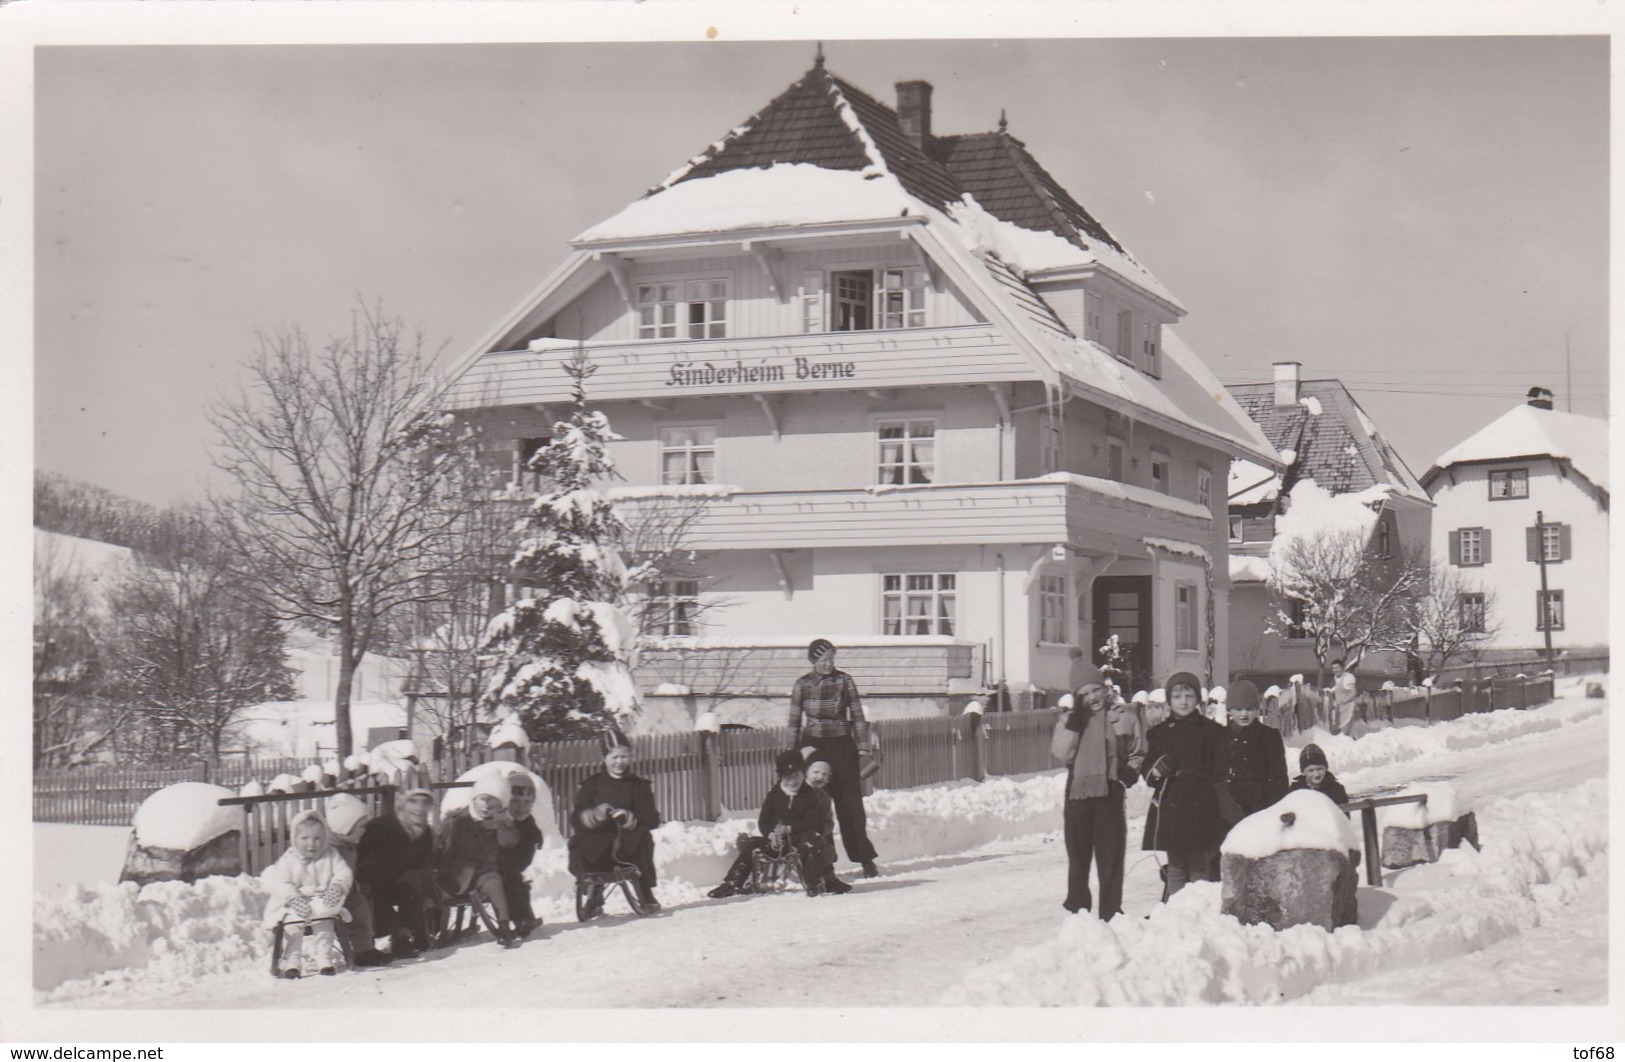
[666,356,858,388]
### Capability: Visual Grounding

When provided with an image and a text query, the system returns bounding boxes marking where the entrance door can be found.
[1092,575,1152,695]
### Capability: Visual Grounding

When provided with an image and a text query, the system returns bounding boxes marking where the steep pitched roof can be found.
[936,131,1126,256]
[1227,379,1429,505]
[1424,404,1609,496]
[656,63,962,212]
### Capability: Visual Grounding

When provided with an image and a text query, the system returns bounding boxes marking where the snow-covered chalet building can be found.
[1420,392,1609,657]
[443,59,1278,723]
[1226,363,1433,687]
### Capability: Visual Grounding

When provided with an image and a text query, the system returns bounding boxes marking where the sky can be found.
[30,33,1610,508]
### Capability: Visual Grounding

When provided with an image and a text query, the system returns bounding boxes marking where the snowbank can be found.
[947,778,1608,1006]
[131,783,240,851]
[1286,694,1603,778]
[1379,782,1464,830]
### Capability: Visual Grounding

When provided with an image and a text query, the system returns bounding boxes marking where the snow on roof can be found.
[1219,787,1361,858]
[1426,404,1609,492]
[1228,457,1281,506]
[1229,554,1272,584]
[575,164,917,244]
[1269,478,1385,570]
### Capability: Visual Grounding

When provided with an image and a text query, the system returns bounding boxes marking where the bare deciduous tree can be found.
[1404,558,1500,680]
[210,300,483,757]
[109,508,298,762]
[1266,526,1427,680]
[33,536,122,768]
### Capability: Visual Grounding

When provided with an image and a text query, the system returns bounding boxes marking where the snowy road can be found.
[40,689,1609,1010]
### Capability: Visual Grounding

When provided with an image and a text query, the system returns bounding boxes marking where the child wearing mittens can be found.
[434,772,522,947]
[1140,670,1228,900]
[261,810,354,978]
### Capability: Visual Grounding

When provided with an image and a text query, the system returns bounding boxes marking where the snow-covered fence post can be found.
[694,710,721,821]
[962,700,986,782]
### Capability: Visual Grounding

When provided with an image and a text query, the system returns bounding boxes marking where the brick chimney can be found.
[896,80,934,151]
[1527,385,1554,410]
[1273,361,1301,408]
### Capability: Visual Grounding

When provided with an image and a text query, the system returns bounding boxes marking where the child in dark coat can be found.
[499,773,545,939]
[1216,679,1290,826]
[1141,670,1227,900]
[708,749,844,898]
[1288,743,1350,805]
[353,787,436,962]
[434,773,522,948]
[568,731,662,916]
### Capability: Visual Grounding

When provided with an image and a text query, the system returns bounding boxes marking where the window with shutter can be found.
[1560,523,1573,560]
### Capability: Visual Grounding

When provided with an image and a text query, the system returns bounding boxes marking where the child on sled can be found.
[261,810,353,978]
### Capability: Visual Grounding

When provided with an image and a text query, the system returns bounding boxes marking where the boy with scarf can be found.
[1050,664,1147,920]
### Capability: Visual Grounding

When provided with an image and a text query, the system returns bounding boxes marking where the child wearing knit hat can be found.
[1288,743,1350,805]
[1214,679,1290,825]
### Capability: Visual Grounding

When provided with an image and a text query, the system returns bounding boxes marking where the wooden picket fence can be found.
[33,670,1568,834]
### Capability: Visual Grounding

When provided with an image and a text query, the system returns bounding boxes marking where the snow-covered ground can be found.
[28,677,1612,1032]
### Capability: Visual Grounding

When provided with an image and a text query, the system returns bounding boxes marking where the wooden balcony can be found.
[446,324,1041,408]
[608,475,1213,553]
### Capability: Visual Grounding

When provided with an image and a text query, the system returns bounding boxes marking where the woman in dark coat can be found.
[1141,670,1227,899]
[567,731,662,914]
[1216,679,1290,825]
[355,786,437,958]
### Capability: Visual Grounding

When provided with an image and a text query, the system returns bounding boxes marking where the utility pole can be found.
[1535,509,1555,668]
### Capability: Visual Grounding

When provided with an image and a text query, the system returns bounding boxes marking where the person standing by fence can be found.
[1050,663,1146,920]
[790,639,880,878]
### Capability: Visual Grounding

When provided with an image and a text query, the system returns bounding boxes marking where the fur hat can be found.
[808,638,836,664]
[1227,679,1262,710]
[1165,671,1202,697]
[1299,743,1329,769]
[775,748,806,778]
[324,793,370,837]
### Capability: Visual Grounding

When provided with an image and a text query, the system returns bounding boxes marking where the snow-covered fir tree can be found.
[479,349,640,741]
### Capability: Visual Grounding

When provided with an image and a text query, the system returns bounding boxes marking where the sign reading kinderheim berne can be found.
[666,356,858,388]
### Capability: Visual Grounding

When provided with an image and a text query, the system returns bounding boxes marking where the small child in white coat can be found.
[262,809,353,978]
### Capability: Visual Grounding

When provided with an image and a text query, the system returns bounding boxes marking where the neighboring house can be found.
[442,58,1277,722]
[1226,362,1434,685]
[1421,390,1609,656]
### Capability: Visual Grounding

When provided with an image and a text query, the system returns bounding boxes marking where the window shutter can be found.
[1481,529,1492,564]
[800,271,823,334]
[1448,530,1461,565]
[1526,526,1538,562]
[1560,523,1572,561]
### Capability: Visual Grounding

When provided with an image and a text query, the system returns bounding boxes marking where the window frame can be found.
[1083,290,1105,345]
[1536,589,1565,631]
[1488,467,1530,501]
[1149,449,1171,495]
[645,578,701,638]
[657,423,719,486]
[1284,598,1311,641]
[1539,523,1565,563]
[881,572,958,636]
[1038,572,1068,645]
[1040,409,1063,475]
[1458,527,1485,566]
[1175,581,1198,652]
[874,415,939,486]
[1458,592,1487,634]
[635,274,730,341]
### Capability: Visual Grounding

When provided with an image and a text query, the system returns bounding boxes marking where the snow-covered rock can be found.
[131,783,240,852]
[122,784,243,888]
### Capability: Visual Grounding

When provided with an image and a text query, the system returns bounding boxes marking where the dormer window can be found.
[638,278,728,340]
[1084,291,1105,344]
[1141,320,1161,378]
[1115,309,1134,364]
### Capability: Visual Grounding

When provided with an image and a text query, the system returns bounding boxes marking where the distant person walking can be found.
[1330,659,1359,734]
[790,639,880,878]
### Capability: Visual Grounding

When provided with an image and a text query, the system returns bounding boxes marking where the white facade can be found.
[1426,449,1609,652]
